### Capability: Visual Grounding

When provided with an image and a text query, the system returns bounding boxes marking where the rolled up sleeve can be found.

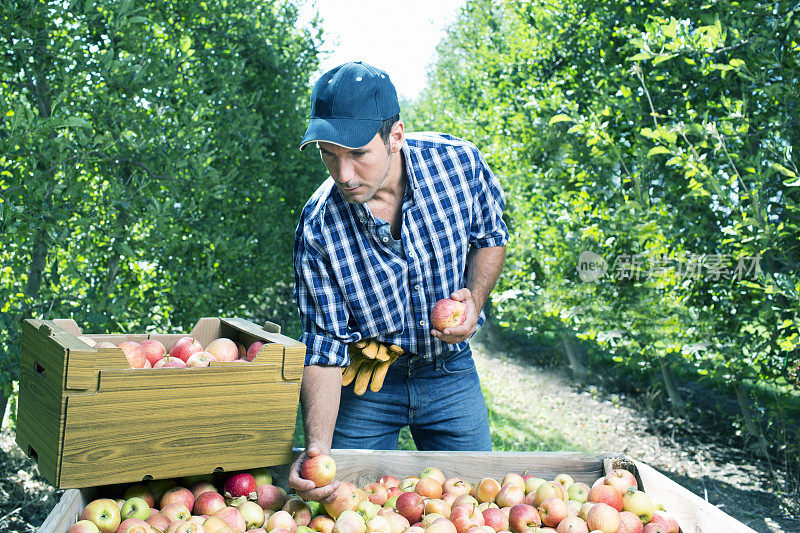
[470,152,509,248]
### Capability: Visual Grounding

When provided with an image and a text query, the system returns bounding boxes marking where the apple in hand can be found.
[431,298,467,331]
[80,498,121,533]
[301,453,337,487]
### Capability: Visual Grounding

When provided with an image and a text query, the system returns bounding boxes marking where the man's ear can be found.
[389,120,405,153]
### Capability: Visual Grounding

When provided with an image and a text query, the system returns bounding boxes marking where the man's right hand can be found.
[287,444,340,503]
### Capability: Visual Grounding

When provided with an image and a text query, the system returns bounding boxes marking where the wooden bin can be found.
[15,317,305,489]
[38,450,756,533]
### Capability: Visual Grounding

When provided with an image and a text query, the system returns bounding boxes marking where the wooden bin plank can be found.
[633,459,757,533]
[58,381,299,487]
[93,363,283,392]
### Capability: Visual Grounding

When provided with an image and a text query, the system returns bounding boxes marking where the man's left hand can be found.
[430,288,478,344]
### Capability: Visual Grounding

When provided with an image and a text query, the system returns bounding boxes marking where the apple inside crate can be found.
[15,316,305,489]
[38,450,757,533]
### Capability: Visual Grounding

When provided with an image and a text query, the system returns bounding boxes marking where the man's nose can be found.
[334,158,355,183]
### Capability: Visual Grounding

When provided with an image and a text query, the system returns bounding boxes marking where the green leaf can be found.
[628,52,653,61]
[647,146,671,157]
[549,114,573,125]
[61,117,92,128]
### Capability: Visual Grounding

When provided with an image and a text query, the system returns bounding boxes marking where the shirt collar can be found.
[401,139,418,202]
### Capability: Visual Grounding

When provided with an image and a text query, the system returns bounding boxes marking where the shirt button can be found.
[414,284,420,290]
[382,236,389,243]
[419,320,425,326]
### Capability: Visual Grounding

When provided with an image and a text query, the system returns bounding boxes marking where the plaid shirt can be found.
[293,132,508,366]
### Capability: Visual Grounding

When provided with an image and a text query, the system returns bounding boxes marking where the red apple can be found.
[170,336,203,362]
[482,507,508,532]
[377,476,400,489]
[443,478,472,497]
[619,511,644,533]
[247,341,266,362]
[140,339,167,367]
[450,503,485,533]
[507,504,540,533]
[195,491,227,516]
[648,510,679,533]
[224,473,258,500]
[284,497,313,526]
[414,476,443,499]
[495,484,524,508]
[324,483,363,519]
[419,467,446,485]
[81,498,122,533]
[301,454,337,487]
[394,491,425,525]
[643,525,668,533]
[604,470,637,495]
[146,512,171,531]
[538,497,569,528]
[206,338,239,362]
[586,503,621,533]
[153,356,186,368]
[363,483,389,506]
[161,487,195,512]
[256,484,285,511]
[431,298,467,331]
[588,485,623,512]
[310,515,336,533]
[213,506,247,531]
[117,341,147,368]
[162,503,191,523]
[267,510,299,533]
[555,515,589,533]
[116,517,151,533]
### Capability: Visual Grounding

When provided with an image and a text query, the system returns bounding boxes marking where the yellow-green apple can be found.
[202,516,231,533]
[284,497,313,526]
[362,483,389,506]
[647,511,678,533]
[482,507,509,532]
[553,474,574,491]
[214,506,247,531]
[522,477,547,496]
[586,503,620,533]
[140,339,167,367]
[307,500,322,519]
[235,500,266,529]
[310,515,336,533]
[566,483,589,504]
[332,510,367,533]
[146,512,171,531]
[80,498,121,533]
[224,473,258,500]
[120,498,151,521]
[394,491,425,525]
[384,495,398,509]
[206,338,239,362]
[566,500,582,515]
[186,351,218,367]
[421,513,445,528]
[247,341,265,362]
[450,503,485,533]
[117,341,147,368]
[427,518,458,533]
[398,477,419,492]
[533,483,566,507]
[425,498,451,518]
[117,517,151,532]
[170,337,203,362]
[577,503,593,521]
[365,514,392,533]
[537,498,569,528]
[301,454,337,488]
[162,502,192,523]
[386,487,402,500]
[431,298,467,331]
[250,467,273,487]
[267,510,299,533]
[621,489,654,524]
[604,470,637,494]
[587,485,622,512]
[324,483,363,519]
[414,476,443,499]
[474,478,501,504]
[507,504,540,533]
[123,485,156,509]
[420,467,446,485]
[256,484,285,511]
[161,487,195,511]
[379,511,408,533]
[619,511,644,533]
[443,478,472,497]
[501,474,525,493]
[154,356,186,368]
[377,476,400,489]
[67,520,100,533]
[555,515,589,533]
[495,484,524,508]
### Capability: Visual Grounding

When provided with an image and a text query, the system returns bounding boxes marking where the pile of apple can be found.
[68,456,680,533]
[79,336,269,369]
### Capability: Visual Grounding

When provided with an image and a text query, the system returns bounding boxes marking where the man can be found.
[287,62,508,502]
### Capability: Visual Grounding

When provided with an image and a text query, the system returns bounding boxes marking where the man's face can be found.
[317,132,395,204]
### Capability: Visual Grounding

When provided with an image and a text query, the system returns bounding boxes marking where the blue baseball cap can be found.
[299,62,400,150]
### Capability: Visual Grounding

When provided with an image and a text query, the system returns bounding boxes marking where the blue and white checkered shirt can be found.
[293,132,509,366]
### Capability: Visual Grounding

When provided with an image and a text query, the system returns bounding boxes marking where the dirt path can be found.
[470,325,799,533]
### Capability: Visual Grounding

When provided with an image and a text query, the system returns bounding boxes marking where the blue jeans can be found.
[332,345,492,451]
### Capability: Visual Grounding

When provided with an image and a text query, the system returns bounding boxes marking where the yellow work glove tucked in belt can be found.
[341,339,405,395]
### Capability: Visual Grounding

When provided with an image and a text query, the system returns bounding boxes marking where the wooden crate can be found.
[38,449,756,533]
[15,317,305,489]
